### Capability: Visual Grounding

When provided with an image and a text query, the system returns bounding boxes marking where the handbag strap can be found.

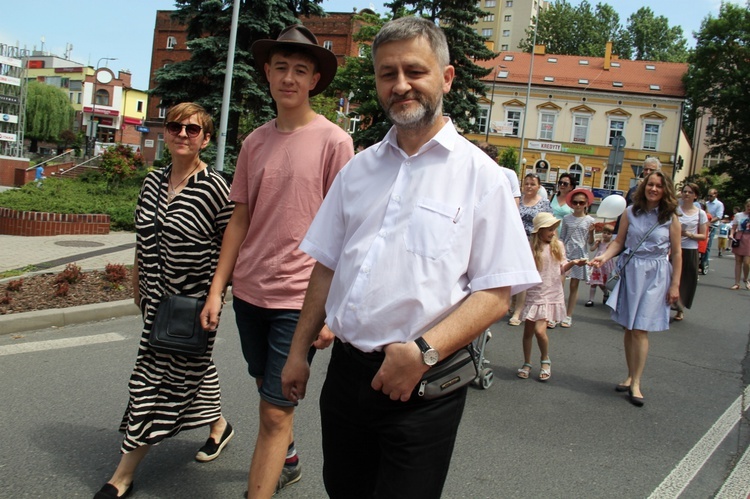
[619,217,661,270]
[152,165,172,293]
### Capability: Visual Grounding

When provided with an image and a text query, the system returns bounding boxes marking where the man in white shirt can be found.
[281,16,539,498]
[701,188,725,272]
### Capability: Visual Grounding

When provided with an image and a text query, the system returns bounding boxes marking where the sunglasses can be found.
[558,181,570,186]
[166,121,203,138]
[571,200,587,206]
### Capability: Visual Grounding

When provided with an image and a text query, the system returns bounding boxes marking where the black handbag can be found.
[149,294,207,356]
[147,167,209,357]
[417,346,477,400]
[732,232,742,248]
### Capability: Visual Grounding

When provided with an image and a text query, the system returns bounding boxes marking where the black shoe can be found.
[195,422,234,462]
[585,300,594,307]
[603,293,610,305]
[628,388,645,407]
[94,483,133,499]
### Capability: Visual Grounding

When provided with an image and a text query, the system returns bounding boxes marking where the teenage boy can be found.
[201,25,353,499]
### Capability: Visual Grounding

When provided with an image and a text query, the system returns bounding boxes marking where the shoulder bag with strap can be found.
[606,218,662,292]
[147,166,208,357]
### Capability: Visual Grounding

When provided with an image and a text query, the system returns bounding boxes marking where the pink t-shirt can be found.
[229,114,353,308]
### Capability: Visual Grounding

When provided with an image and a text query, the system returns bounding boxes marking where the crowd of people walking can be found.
[92,17,748,499]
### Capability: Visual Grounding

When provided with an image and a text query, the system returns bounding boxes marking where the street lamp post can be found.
[485,65,499,142]
[87,57,117,157]
[517,16,538,173]
[483,59,504,142]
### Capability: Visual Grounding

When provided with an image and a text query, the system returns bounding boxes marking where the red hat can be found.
[567,188,594,207]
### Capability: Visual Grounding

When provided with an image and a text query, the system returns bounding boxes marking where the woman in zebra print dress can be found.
[95,103,234,499]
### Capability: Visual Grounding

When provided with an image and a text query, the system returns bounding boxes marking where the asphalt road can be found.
[1,255,748,498]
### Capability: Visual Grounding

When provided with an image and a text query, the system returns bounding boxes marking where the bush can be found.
[6,279,23,292]
[54,281,70,297]
[0,292,11,305]
[0,174,142,231]
[100,144,145,191]
[55,263,84,285]
[105,263,128,284]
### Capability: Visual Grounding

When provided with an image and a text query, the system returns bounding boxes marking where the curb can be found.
[0,289,234,336]
[0,299,140,335]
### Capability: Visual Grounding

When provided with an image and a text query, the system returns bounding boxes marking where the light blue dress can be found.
[606,206,673,331]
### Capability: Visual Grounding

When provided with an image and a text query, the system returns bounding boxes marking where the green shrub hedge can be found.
[0,170,148,231]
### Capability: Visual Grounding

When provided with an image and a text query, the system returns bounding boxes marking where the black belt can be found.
[336,339,385,368]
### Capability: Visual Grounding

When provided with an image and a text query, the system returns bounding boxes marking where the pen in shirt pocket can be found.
[453,206,462,224]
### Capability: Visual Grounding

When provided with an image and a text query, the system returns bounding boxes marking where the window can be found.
[502,30,510,37]
[95,89,110,106]
[156,133,165,160]
[702,152,727,169]
[69,80,82,91]
[568,164,583,186]
[603,171,617,190]
[506,0,513,6]
[504,15,511,21]
[137,101,144,113]
[483,14,495,21]
[485,0,496,6]
[323,40,333,51]
[69,92,74,102]
[77,92,82,104]
[608,119,625,146]
[501,44,509,51]
[506,109,521,136]
[482,28,493,37]
[478,106,489,135]
[358,45,366,58]
[572,115,590,143]
[158,107,166,119]
[538,112,556,140]
[166,36,177,50]
[643,122,660,150]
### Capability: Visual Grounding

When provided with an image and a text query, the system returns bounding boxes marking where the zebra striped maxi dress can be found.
[120,166,233,453]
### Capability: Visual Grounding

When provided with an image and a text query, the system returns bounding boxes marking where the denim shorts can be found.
[233,297,314,407]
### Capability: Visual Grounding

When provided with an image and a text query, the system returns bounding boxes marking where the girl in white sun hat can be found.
[517,213,587,381]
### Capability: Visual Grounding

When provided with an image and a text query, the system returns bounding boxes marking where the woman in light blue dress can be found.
[590,171,681,407]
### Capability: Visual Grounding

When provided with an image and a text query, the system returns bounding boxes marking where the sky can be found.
[0,0,738,91]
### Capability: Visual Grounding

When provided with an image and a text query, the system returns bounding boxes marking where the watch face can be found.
[424,349,439,366]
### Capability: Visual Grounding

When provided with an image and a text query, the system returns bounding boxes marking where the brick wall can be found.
[0,208,110,236]
[0,156,31,187]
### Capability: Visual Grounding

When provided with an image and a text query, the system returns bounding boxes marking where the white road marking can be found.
[714,436,750,499]
[0,333,127,356]
[649,385,750,499]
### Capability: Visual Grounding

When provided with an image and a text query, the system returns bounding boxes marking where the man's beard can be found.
[381,91,442,130]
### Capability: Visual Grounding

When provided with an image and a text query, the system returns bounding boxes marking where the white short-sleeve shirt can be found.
[300,119,540,352]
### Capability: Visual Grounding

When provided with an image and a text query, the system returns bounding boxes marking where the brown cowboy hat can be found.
[251,25,338,97]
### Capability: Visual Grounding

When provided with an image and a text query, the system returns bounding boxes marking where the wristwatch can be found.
[415,337,439,366]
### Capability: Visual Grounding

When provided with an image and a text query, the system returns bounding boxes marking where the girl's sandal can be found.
[539,359,551,381]
[674,312,684,321]
[731,284,740,290]
[517,363,532,379]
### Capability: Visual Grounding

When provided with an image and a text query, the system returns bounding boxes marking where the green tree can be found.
[684,2,750,208]
[24,81,75,153]
[151,0,324,171]
[499,146,518,171]
[520,1,631,58]
[626,7,689,62]
[329,11,391,149]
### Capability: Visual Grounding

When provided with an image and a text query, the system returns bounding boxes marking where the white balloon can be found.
[596,194,627,219]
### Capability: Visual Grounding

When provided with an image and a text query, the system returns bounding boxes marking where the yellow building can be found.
[466,45,691,197]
